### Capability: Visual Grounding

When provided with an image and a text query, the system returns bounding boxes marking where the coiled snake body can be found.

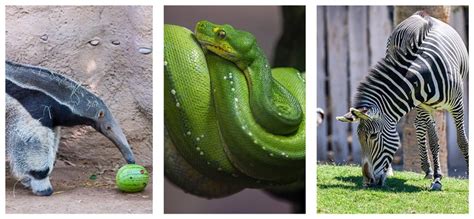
[164,21,305,198]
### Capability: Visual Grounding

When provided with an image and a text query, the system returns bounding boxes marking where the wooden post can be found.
[317,6,328,161]
[326,6,349,163]
[396,6,450,176]
[348,6,369,163]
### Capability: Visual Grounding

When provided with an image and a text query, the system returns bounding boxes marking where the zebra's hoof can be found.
[424,173,434,179]
[429,179,442,191]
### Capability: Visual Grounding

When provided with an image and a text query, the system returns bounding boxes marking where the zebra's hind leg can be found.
[425,114,442,180]
[414,107,434,179]
[450,100,469,175]
[425,112,444,191]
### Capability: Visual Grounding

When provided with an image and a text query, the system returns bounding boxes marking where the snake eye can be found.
[218,30,226,39]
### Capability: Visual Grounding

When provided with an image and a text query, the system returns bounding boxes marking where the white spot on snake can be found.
[176,102,180,107]
[224,76,227,80]
[231,88,235,92]
[248,132,253,136]
[196,137,200,141]
[186,131,191,136]
[170,89,176,95]
[262,146,266,150]
[218,167,222,171]
[234,98,238,102]
[201,134,204,138]
[200,151,204,155]
[164,60,168,66]
[196,147,201,151]
[285,154,289,158]
[265,64,269,68]
[281,152,286,156]
[278,112,282,116]
[207,161,211,165]
[241,125,246,130]
[230,81,234,85]
[269,153,274,157]
[253,140,258,144]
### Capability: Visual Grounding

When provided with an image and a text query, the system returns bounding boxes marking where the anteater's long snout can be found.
[98,116,136,164]
[111,126,136,164]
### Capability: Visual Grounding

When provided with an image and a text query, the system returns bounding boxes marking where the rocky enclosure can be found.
[6,6,153,167]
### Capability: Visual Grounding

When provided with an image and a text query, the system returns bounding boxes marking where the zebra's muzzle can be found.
[363,163,387,188]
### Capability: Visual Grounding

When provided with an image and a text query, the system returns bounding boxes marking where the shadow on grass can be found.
[318,175,425,193]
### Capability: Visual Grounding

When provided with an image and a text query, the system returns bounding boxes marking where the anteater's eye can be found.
[218,30,226,39]
[98,111,105,118]
[106,126,111,130]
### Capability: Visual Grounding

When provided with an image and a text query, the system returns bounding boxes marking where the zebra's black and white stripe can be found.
[337,11,468,189]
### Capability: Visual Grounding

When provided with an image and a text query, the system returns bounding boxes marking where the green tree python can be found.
[164,21,305,198]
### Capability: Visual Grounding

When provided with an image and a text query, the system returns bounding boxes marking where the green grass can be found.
[317,164,468,214]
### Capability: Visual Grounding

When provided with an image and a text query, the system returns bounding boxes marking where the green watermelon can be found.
[116,164,149,192]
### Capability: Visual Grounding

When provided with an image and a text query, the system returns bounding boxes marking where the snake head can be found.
[194,20,257,68]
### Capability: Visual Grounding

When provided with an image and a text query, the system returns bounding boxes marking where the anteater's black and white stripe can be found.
[337,11,468,189]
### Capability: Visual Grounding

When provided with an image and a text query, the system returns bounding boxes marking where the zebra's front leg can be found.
[414,107,434,179]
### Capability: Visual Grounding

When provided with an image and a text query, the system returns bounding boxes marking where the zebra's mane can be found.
[353,60,392,109]
[6,60,107,119]
[386,11,433,62]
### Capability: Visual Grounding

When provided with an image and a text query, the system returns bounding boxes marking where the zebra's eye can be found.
[369,133,378,140]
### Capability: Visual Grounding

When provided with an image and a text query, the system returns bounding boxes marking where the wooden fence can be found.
[317,6,469,173]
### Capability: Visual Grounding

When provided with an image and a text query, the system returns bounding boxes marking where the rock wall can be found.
[6,6,153,167]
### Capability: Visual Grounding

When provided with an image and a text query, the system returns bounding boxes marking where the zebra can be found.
[336,11,468,190]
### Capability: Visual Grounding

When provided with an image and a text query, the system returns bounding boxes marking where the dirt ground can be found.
[6,5,153,167]
[6,160,153,214]
[5,6,153,214]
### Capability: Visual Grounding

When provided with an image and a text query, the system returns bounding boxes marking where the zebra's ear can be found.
[336,110,359,123]
[350,107,371,120]
[336,107,372,123]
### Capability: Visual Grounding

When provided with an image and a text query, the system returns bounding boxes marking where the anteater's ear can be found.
[336,107,371,123]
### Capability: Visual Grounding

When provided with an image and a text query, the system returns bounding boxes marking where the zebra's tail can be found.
[386,11,433,62]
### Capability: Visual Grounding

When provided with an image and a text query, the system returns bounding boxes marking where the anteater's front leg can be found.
[7,126,58,196]
[6,100,59,196]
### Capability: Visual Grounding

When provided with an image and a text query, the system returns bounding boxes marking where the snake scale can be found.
[164,21,305,198]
